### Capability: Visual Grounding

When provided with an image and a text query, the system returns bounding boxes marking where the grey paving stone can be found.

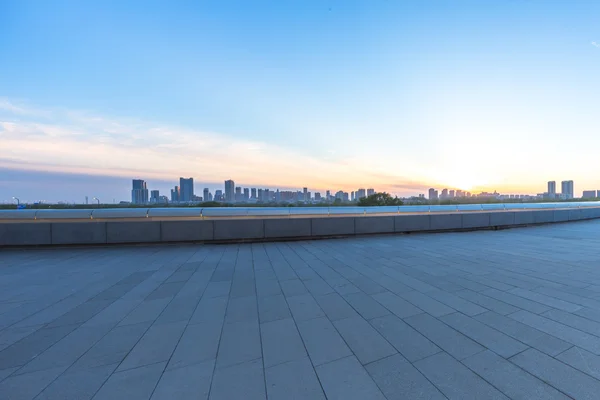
[36,363,116,400]
[348,276,387,295]
[189,296,228,324]
[296,317,352,366]
[94,361,166,400]
[216,320,261,368]
[314,293,358,321]
[0,324,79,369]
[304,278,335,296]
[463,350,569,400]
[481,288,551,314]
[404,313,484,360]
[224,295,258,323]
[543,308,600,336]
[152,359,214,400]
[371,291,423,318]
[261,318,307,368]
[210,358,265,400]
[202,281,231,298]
[556,346,600,380]
[333,316,396,365]
[397,291,454,317]
[440,312,528,358]
[286,293,325,321]
[454,289,520,315]
[415,352,509,400]
[145,282,186,300]
[255,278,282,298]
[280,279,308,297]
[426,290,487,316]
[369,314,440,362]
[265,357,325,400]
[508,288,582,312]
[343,292,390,320]
[118,298,171,326]
[475,311,572,356]
[72,322,151,370]
[0,325,44,352]
[511,348,600,400]
[257,294,291,323]
[510,310,600,354]
[366,353,445,400]
[118,321,186,371]
[154,295,200,324]
[167,321,222,370]
[0,366,18,382]
[0,366,66,400]
[316,356,386,400]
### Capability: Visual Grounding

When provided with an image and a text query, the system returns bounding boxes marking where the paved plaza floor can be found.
[2,220,600,399]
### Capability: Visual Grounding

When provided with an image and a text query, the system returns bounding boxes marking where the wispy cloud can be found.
[592,41,600,48]
[0,99,414,193]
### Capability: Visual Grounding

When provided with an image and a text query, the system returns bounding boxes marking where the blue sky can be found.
[1,0,599,203]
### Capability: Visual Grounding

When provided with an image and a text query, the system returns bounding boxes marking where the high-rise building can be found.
[179,177,194,202]
[343,192,349,202]
[335,190,344,200]
[203,188,210,202]
[225,180,235,202]
[367,188,375,197]
[303,187,308,202]
[264,189,271,202]
[428,188,438,200]
[131,179,149,204]
[351,191,355,202]
[235,187,242,202]
[561,180,574,199]
[326,190,331,201]
[251,188,257,199]
[356,188,366,200]
[548,181,556,197]
[150,190,160,203]
[214,190,223,201]
[582,190,596,199]
[449,190,455,198]
[257,189,264,202]
[441,189,448,199]
[171,186,180,202]
[315,192,321,201]
[243,188,249,201]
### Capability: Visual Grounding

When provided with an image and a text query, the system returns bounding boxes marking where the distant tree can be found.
[358,192,403,206]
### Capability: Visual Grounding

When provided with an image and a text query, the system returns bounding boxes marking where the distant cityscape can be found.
[130,177,377,205]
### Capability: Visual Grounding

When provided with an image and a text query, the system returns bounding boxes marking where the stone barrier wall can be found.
[2,208,600,246]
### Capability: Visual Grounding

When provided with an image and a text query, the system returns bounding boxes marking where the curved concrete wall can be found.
[2,208,600,246]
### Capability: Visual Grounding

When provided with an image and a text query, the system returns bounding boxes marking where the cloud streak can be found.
[0,99,416,196]
[592,41,600,48]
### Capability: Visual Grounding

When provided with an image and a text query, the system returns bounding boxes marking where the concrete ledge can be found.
[581,208,597,220]
[568,209,582,221]
[553,209,570,222]
[430,214,462,230]
[0,223,51,246]
[514,211,535,225]
[265,219,311,238]
[395,215,430,232]
[462,213,490,229]
[489,212,515,226]
[355,216,394,234]
[534,210,554,224]
[214,219,264,240]
[311,217,354,236]
[106,221,161,243]
[161,220,213,242]
[52,222,107,245]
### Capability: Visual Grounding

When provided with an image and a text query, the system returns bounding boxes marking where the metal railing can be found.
[1,201,600,221]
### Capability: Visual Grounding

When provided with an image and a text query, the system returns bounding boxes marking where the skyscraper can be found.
[367,188,375,197]
[171,186,180,202]
[326,190,331,202]
[441,189,448,199]
[449,190,455,198]
[131,179,149,204]
[257,188,264,202]
[203,188,210,202]
[428,188,438,200]
[150,190,160,203]
[251,188,257,199]
[356,188,366,200]
[548,181,556,197]
[214,190,223,201]
[235,187,242,202]
[225,180,235,202]
[243,188,249,201]
[561,180,574,199]
[179,177,194,202]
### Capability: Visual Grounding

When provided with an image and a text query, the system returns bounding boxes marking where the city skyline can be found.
[2,2,600,201]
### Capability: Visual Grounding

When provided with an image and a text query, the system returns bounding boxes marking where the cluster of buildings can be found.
[131,178,376,205]
[541,180,575,200]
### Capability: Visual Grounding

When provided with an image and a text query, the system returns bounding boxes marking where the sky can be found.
[1,0,599,203]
